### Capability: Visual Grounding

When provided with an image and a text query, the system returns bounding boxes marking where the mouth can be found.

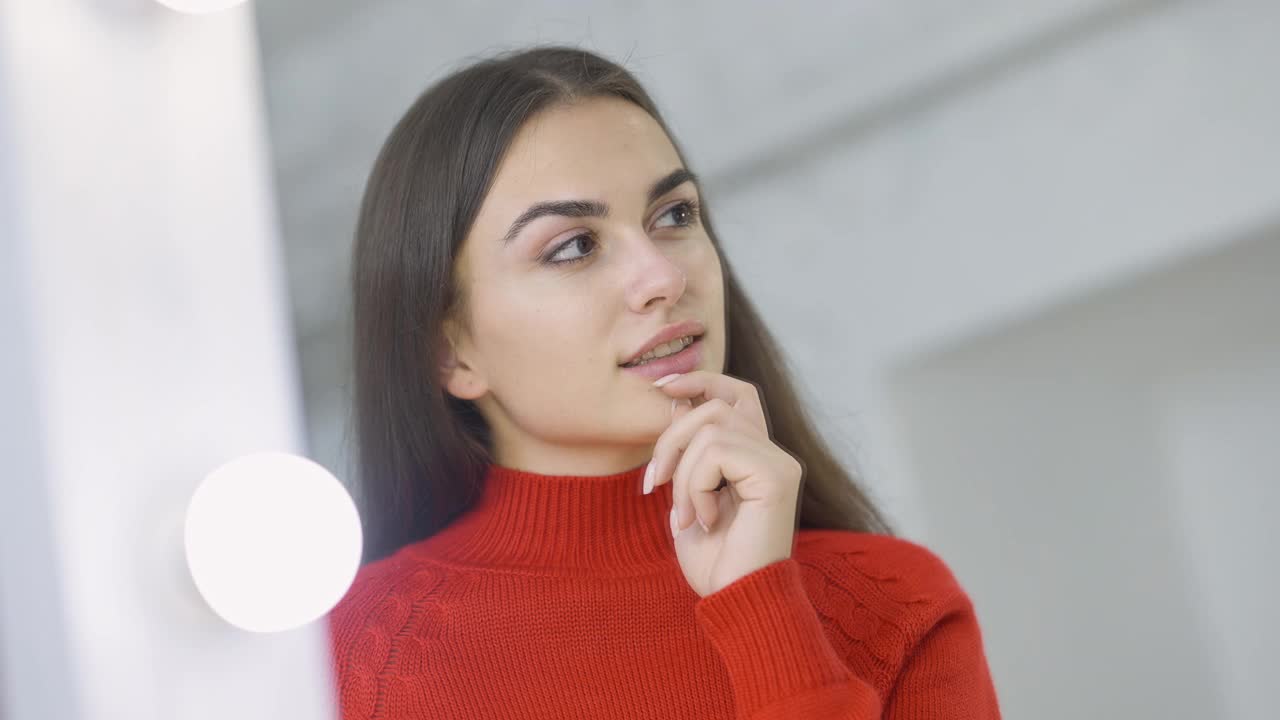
[619,334,704,379]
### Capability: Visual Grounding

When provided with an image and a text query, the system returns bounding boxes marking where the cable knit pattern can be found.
[325,463,1001,719]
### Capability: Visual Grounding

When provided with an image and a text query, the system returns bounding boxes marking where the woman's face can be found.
[441,96,726,476]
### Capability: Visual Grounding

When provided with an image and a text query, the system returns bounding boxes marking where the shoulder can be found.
[326,547,450,677]
[325,543,457,719]
[792,530,975,689]
[328,541,453,632]
[795,529,966,601]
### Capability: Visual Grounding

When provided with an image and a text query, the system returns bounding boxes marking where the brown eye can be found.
[542,233,598,266]
[652,199,700,230]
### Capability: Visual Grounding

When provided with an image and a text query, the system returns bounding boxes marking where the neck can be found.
[423,461,677,576]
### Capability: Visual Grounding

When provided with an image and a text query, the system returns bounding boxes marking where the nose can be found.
[623,232,687,312]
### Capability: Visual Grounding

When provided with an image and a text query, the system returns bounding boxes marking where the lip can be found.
[619,336,704,379]
[621,320,706,366]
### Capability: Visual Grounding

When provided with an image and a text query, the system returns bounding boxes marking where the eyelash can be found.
[540,199,702,267]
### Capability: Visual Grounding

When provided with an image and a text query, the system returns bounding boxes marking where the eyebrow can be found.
[500,168,699,246]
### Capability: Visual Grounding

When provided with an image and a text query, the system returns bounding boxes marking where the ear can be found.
[437,328,486,401]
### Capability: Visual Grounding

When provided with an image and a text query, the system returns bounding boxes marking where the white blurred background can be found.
[2,1,1277,719]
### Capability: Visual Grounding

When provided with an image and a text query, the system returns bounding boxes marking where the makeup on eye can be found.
[539,198,701,267]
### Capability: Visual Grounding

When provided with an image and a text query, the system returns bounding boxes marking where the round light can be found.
[184,452,362,633]
[153,0,248,14]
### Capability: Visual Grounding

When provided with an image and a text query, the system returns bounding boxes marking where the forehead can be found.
[485,96,683,207]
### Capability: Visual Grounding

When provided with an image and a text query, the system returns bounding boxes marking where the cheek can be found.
[502,304,608,373]
[689,234,721,270]
[690,243,725,300]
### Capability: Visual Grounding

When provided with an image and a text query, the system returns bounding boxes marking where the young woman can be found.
[326,45,1001,719]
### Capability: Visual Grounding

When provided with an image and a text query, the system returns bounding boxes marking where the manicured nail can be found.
[698,517,709,533]
[670,506,679,539]
[653,373,682,387]
[643,461,654,494]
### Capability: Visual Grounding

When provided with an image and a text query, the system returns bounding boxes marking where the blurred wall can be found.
[255,1,1279,718]
[891,230,1279,718]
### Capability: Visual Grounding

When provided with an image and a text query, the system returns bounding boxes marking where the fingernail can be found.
[643,461,654,494]
[670,506,679,539]
[698,517,709,533]
[653,373,682,387]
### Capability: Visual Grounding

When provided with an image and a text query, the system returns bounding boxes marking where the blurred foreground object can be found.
[154,0,249,15]
[186,452,361,633]
[0,1,342,718]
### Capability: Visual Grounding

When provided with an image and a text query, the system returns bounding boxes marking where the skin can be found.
[438,96,802,596]
[438,96,727,476]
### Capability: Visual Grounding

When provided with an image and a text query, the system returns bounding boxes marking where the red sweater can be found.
[326,462,1001,719]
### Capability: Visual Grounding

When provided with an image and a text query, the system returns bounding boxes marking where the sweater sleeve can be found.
[693,557,1000,720]
[880,590,1002,719]
[694,558,880,719]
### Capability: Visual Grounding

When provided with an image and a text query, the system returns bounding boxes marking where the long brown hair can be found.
[349,44,893,564]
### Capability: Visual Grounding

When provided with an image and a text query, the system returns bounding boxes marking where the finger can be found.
[650,397,692,494]
[653,397,764,499]
[670,396,693,423]
[665,420,737,532]
[671,421,709,533]
[650,397,736,494]
[665,398,694,533]
[675,428,735,533]
[690,460,729,534]
[654,371,767,432]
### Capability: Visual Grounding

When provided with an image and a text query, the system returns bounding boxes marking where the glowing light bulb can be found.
[153,0,248,14]
[185,452,362,633]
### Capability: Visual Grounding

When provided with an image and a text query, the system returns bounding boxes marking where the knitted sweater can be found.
[325,462,1001,719]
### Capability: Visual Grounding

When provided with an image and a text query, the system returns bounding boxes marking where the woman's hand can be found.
[645,370,803,598]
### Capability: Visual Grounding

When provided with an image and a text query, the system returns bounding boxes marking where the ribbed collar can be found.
[421,462,678,577]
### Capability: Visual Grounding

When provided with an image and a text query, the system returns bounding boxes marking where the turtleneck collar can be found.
[420,461,679,577]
